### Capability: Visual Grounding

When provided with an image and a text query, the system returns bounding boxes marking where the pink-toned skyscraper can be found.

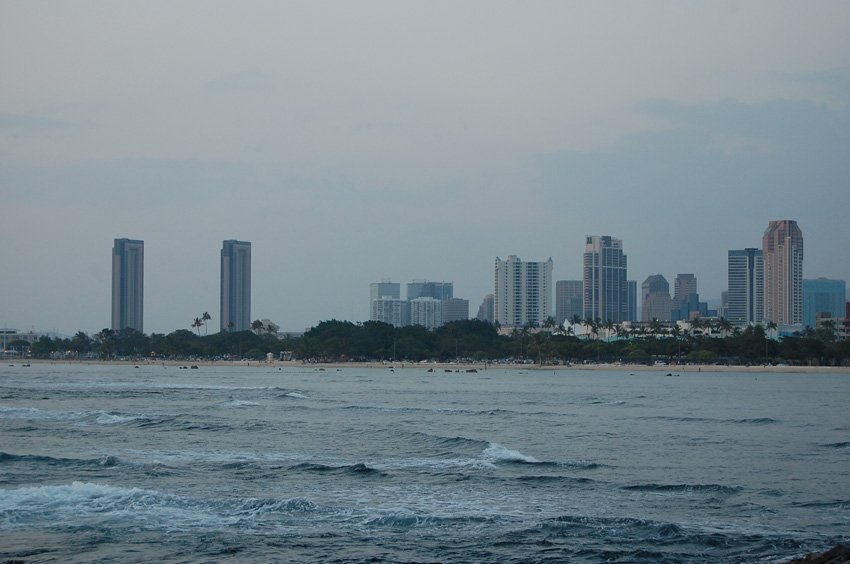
[762,220,804,325]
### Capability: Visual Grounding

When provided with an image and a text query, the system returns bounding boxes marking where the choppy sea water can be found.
[1,363,848,563]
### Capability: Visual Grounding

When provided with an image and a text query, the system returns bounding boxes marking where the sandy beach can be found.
[21,358,850,374]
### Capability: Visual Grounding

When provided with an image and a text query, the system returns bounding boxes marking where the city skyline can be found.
[2,3,849,335]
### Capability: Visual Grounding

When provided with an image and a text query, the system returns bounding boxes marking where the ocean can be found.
[1,363,848,563]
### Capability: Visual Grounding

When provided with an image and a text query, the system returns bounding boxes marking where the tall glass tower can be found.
[221,240,252,332]
[582,236,628,323]
[727,248,764,326]
[112,238,144,332]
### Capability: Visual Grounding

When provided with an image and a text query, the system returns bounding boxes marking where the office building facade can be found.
[555,280,583,325]
[370,297,409,327]
[221,240,252,332]
[727,248,764,326]
[494,255,553,328]
[641,274,673,322]
[111,238,144,332]
[626,280,638,323]
[407,281,453,301]
[803,278,846,329]
[583,236,628,323]
[476,294,495,324]
[763,220,804,325]
[370,281,401,301]
[409,297,443,330]
[441,298,470,324]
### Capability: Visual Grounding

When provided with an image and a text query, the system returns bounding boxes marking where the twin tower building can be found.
[111,239,251,334]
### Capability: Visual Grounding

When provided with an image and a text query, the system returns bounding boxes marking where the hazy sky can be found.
[2,1,849,335]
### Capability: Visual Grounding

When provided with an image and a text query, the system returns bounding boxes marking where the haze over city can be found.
[2,2,849,335]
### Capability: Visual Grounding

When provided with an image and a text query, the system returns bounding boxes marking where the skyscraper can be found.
[111,238,144,332]
[763,220,804,325]
[673,273,699,322]
[476,294,495,324]
[370,297,409,327]
[409,297,442,330]
[220,240,252,332]
[727,248,764,326]
[555,280,583,325]
[582,236,628,323]
[407,280,453,301]
[370,280,400,301]
[641,274,673,322]
[626,280,637,323]
[494,255,553,328]
[673,274,698,305]
[441,298,470,324]
[803,278,846,329]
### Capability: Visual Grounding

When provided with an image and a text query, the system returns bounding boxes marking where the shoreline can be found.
[18,358,850,374]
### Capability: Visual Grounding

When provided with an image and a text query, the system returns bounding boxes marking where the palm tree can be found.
[604,321,615,343]
[718,317,732,339]
[191,317,203,336]
[201,312,212,335]
[765,320,778,340]
[583,317,595,340]
[690,316,703,337]
[648,318,662,338]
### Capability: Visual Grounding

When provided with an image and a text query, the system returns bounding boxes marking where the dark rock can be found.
[789,544,850,564]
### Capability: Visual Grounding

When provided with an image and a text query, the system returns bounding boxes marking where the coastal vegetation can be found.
[10,319,850,367]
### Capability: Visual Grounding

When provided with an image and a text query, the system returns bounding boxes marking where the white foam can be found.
[221,399,260,407]
[285,391,309,399]
[0,481,317,533]
[94,412,141,425]
[482,443,539,464]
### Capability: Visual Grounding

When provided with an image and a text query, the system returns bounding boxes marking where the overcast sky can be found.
[2,1,849,335]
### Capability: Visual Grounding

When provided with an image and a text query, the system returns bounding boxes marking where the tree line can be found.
[7,318,850,366]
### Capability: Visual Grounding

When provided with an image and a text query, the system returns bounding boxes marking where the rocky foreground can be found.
[789,544,850,563]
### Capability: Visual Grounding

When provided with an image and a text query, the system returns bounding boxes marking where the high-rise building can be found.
[763,220,804,325]
[626,280,637,322]
[641,274,673,322]
[555,280,583,325]
[582,236,628,323]
[727,248,764,326]
[370,280,400,301]
[803,278,846,329]
[220,240,251,332]
[111,238,144,332]
[476,294,495,324]
[494,255,553,328]
[370,297,409,327]
[672,273,699,321]
[673,274,697,304]
[441,298,469,324]
[410,297,443,330]
[407,280,453,301]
